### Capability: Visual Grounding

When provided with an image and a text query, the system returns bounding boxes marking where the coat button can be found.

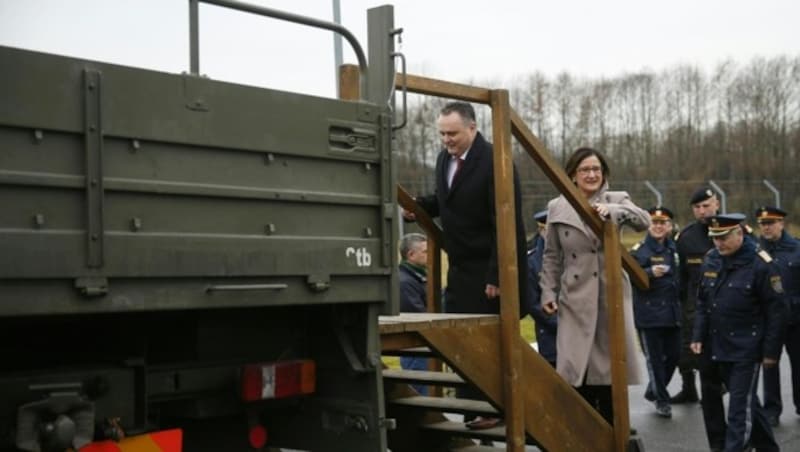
[752,332,757,336]
[593,272,598,277]
[572,253,577,259]
[574,274,579,279]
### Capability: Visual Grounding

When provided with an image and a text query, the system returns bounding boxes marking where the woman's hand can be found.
[542,300,558,315]
[593,203,610,219]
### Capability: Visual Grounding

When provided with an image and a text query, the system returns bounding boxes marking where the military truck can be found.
[0,1,400,450]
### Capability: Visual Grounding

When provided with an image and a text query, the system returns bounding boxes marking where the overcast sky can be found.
[1,0,798,98]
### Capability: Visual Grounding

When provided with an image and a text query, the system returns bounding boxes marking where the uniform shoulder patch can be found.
[758,249,773,263]
[631,242,642,251]
[673,231,681,241]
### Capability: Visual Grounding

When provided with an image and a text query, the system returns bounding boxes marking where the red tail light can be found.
[241,359,315,402]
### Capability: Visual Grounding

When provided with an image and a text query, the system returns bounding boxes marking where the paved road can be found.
[630,356,800,451]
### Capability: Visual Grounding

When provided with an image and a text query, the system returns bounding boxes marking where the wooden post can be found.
[490,90,524,452]
[604,221,630,452]
[339,64,360,100]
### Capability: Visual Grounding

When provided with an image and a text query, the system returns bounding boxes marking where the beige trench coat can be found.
[540,186,650,386]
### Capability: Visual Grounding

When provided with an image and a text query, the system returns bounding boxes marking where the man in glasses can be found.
[755,206,800,427]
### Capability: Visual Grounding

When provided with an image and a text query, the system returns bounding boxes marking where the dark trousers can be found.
[576,384,613,425]
[444,260,496,314]
[639,327,681,405]
[677,303,697,374]
[788,323,800,414]
[445,259,494,420]
[718,361,778,452]
[764,322,800,417]
[698,353,727,450]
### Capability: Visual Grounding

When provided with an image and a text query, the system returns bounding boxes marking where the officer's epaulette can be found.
[673,231,681,241]
[631,242,642,251]
[757,249,773,263]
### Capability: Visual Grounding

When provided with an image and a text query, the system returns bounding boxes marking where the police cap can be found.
[533,209,548,225]
[754,206,787,224]
[690,186,716,205]
[647,206,674,221]
[707,213,746,237]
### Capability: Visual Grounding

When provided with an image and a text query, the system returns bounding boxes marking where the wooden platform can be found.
[379,313,499,334]
[379,313,499,352]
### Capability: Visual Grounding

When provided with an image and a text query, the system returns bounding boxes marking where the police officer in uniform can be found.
[691,213,786,452]
[756,206,800,426]
[526,210,557,366]
[676,187,727,448]
[631,207,681,418]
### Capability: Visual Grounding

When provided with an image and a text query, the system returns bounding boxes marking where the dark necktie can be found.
[451,157,464,187]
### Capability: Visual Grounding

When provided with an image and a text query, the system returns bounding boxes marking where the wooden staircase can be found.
[340,63,649,452]
[380,313,616,452]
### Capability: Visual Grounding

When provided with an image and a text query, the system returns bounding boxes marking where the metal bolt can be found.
[265,224,276,235]
[130,217,142,231]
[131,139,140,150]
[33,129,44,142]
[363,227,373,237]
[91,234,98,241]
[33,213,45,228]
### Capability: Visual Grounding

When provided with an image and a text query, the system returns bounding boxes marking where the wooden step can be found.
[383,368,466,387]
[426,421,541,448]
[381,346,437,357]
[452,446,502,452]
[424,420,505,442]
[388,396,498,417]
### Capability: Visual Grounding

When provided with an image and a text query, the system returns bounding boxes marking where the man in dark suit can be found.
[402,101,528,429]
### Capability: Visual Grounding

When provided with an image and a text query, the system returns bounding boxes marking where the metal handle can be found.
[206,283,288,292]
[188,0,368,99]
[390,51,408,131]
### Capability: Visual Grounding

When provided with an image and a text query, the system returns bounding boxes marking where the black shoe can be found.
[630,427,637,435]
[643,389,655,402]
[669,389,699,404]
[655,402,672,418]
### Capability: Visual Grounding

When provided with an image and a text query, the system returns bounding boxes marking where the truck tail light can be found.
[241,360,315,402]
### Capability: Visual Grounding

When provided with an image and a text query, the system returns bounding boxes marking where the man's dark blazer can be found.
[416,132,528,314]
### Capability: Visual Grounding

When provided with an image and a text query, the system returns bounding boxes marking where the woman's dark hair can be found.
[564,147,610,180]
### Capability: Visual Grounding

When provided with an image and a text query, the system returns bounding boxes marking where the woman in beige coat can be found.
[540,147,649,425]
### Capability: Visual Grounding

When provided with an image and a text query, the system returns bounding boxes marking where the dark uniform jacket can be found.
[692,236,787,362]
[677,221,714,320]
[631,234,681,329]
[416,132,528,314]
[399,261,426,313]
[760,231,800,325]
[526,233,557,362]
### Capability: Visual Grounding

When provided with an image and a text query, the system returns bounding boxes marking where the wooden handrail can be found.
[397,185,443,313]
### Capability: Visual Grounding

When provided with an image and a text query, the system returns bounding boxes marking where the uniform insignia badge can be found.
[703,271,718,278]
[631,242,641,251]
[770,275,784,293]
[757,249,773,263]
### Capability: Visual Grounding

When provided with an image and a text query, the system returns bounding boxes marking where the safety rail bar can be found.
[188,0,368,99]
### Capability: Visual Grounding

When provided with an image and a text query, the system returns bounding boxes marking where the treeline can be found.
[395,55,800,227]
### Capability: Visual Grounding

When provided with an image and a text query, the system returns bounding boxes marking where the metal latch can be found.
[328,125,376,153]
[74,277,109,297]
